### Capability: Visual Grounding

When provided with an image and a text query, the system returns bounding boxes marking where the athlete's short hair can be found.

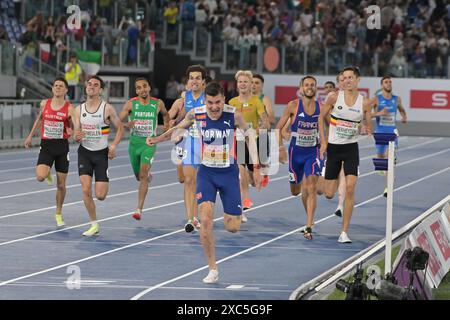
[87,75,105,89]
[205,81,224,97]
[135,77,149,85]
[205,75,213,85]
[53,77,68,89]
[324,81,335,88]
[380,75,392,84]
[336,71,344,82]
[235,70,253,81]
[300,75,317,86]
[253,73,264,83]
[342,66,360,77]
[186,64,206,79]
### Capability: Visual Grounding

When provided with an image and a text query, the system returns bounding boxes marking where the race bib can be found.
[133,119,154,137]
[82,124,101,143]
[380,113,395,127]
[43,120,64,139]
[202,144,230,168]
[188,122,199,138]
[296,128,318,147]
[335,120,359,140]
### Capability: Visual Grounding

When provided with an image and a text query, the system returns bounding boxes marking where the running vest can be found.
[80,101,110,151]
[184,90,205,138]
[129,97,158,141]
[40,99,71,140]
[194,105,236,168]
[375,93,398,133]
[328,91,364,145]
[290,99,320,148]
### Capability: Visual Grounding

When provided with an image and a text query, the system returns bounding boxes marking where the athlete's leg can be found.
[304,175,319,228]
[55,172,67,215]
[183,165,198,220]
[137,163,151,211]
[199,201,216,270]
[177,164,185,183]
[80,175,97,222]
[342,175,357,233]
[94,181,109,201]
[36,164,51,182]
[335,167,346,215]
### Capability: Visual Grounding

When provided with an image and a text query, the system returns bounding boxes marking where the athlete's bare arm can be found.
[168,98,185,128]
[105,103,124,159]
[362,97,373,135]
[318,93,337,159]
[235,111,262,190]
[275,100,296,163]
[258,111,270,129]
[263,96,276,125]
[158,99,170,132]
[118,100,134,127]
[397,96,407,123]
[147,109,195,146]
[24,100,46,148]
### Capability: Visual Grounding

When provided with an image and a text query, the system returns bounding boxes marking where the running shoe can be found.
[338,231,352,243]
[202,269,219,284]
[334,207,343,217]
[82,224,99,237]
[261,175,270,188]
[132,209,142,220]
[243,198,253,211]
[55,214,65,227]
[241,213,248,223]
[46,172,54,185]
[383,188,388,198]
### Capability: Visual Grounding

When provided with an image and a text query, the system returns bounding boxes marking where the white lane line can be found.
[359,137,443,161]
[0,196,293,289]
[0,168,177,200]
[0,181,180,220]
[130,165,450,300]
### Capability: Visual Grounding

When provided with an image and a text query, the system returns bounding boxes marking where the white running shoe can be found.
[241,213,248,223]
[338,231,352,243]
[202,269,219,284]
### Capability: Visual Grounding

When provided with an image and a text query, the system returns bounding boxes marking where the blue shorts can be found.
[288,146,323,184]
[376,138,398,155]
[196,164,242,215]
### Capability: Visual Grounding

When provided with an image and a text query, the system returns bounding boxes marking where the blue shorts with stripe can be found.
[196,164,242,215]
[288,146,323,184]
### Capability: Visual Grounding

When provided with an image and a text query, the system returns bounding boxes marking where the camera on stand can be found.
[335,263,372,300]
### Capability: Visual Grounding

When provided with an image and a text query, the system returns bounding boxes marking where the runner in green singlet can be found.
[119,77,170,220]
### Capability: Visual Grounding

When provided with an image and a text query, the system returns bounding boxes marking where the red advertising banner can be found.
[410,90,450,109]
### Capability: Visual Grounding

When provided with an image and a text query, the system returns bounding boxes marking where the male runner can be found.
[229,70,269,218]
[371,75,407,197]
[318,67,373,243]
[147,82,262,283]
[74,75,124,236]
[24,77,78,227]
[277,76,322,240]
[119,77,169,220]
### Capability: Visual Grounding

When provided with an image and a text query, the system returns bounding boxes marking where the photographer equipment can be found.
[335,263,370,300]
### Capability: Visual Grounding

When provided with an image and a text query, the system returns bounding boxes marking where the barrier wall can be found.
[263,75,450,124]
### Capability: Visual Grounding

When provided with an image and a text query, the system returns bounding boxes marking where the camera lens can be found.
[336,279,350,293]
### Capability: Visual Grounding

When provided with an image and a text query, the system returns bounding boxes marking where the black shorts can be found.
[325,142,359,180]
[37,139,70,173]
[235,135,270,172]
[77,145,109,182]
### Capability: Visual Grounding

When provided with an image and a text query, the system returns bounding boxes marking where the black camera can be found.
[405,247,429,272]
[335,263,370,300]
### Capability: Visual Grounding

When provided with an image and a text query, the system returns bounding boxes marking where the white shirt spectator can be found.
[300,11,313,28]
[203,0,217,15]
[312,24,324,42]
[389,50,408,77]
[298,30,311,48]
[195,6,208,23]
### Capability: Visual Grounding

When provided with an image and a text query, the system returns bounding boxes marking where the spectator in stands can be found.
[238,27,251,69]
[411,45,426,77]
[64,55,82,100]
[43,16,56,46]
[425,42,440,77]
[389,49,408,77]
[164,1,179,42]
[0,26,9,41]
[165,75,180,108]
[248,26,261,69]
